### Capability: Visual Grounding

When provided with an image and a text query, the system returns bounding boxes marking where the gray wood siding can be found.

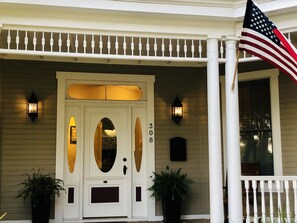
[154,72,209,215]
[0,60,210,220]
[0,61,57,220]
[279,74,297,175]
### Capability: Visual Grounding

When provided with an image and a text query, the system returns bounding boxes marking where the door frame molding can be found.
[55,72,155,222]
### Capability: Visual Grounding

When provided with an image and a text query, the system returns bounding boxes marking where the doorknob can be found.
[123,165,128,175]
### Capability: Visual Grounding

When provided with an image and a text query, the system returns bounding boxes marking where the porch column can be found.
[225,37,243,223]
[207,38,224,223]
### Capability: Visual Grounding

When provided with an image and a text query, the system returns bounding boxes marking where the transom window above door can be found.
[67,84,143,100]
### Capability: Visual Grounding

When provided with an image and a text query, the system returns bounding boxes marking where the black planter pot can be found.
[162,196,182,223]
[31,196,51,223]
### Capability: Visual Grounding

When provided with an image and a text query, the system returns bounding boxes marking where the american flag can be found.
[239,0,297,83]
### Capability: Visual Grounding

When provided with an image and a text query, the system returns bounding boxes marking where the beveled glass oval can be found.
[134,117,143,172]
[94,118,117,173]
[67,116,77,173]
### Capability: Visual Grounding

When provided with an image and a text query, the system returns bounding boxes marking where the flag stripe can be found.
[239,0,297,84]
[239,43,297,82]
[273,28,297,62]
[240,30,297,83]
[240,29,297,72]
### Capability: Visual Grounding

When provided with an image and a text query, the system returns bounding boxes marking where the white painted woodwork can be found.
[241,176,297,222]
[1,27,296,65]
[83,106,130,218]
[56,72,155,222]
[207,38,224,223]
[225,37,243,223]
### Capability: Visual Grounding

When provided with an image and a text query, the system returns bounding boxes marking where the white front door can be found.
[57,72,155,222]
[83,106,131,218]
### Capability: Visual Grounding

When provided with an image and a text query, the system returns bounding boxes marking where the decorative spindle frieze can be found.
[1,28,294,63]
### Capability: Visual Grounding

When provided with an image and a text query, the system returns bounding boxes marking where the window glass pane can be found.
[239,79,274,175]
[94,118,117,173]
[68,84,143,101]
[67,116,77,173]
[134,117,143,172]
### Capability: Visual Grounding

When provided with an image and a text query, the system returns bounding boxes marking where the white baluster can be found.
[198,40,202,58]
[16,30,20,50]
[41,32,45,52]
[91,34,95,54]
[123,36,127,56]
[252,180,258,222]
[260,180,266,223]
[7,30,11,50]
[115,36,119,55]
[276,180,281,223]
[285,181,290,223]
[75,34,78,53]
[33,31,37,51]
[138,37,142,56]
[131,37,134,56]
[50,32,54,52]
[269,181,274,223]
[288,32,291,42]
[161,38,165,57]
[220,41,224,58]
[83,34,87,54]
[67,33,70,53]
[245,180,251,223]
[293,180,297,222]
[154,38,157,56]
[184,39,187,58]
[191,40,195,58]
[25,31,28,51]
[107,35,111,55]
[176,39,180,57]
[99,35,103,54]
[58,33,62,52]
[146,37,150,56]
[169,39,172,58]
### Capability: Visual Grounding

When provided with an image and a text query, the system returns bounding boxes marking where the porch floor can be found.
[81,221,210,223]
[67,220,210,223]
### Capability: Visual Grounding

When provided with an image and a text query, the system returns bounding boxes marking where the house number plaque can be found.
[149,123,154,143]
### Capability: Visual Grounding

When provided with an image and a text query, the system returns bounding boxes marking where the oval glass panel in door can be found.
[68,116,77,173]
[94,118,117,173]
[134,117,143,172]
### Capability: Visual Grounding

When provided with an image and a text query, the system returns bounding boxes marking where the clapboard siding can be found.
[0,60,57,220]
[279,74,297,175]
[154,71,209,215]
[0,59,210,220]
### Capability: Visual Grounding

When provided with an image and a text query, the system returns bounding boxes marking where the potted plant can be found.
[148,166,192,223]
[16,169,65,223]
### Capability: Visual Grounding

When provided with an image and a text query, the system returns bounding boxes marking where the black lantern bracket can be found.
[171,94,183,125]
[28,91,38,122]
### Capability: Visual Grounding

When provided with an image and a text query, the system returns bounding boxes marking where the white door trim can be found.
[55,72,155,222]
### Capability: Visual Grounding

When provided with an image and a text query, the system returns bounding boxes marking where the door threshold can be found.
[63,218,149,223]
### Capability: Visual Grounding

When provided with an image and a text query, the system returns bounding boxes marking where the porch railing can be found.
[1,27,295,63]
[240,176,297,223]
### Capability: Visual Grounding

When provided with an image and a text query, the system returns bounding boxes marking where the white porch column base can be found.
[225,37,243,223]
[207,38,224,223]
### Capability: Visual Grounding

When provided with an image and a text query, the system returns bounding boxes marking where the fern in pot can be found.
[148,166,192,223]
[16,169,65,223]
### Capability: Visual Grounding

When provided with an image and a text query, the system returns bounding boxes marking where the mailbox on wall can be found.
[170,137,187,161]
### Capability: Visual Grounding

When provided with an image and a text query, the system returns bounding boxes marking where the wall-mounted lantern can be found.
[28,91,38,122]
[171,95,183,125]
